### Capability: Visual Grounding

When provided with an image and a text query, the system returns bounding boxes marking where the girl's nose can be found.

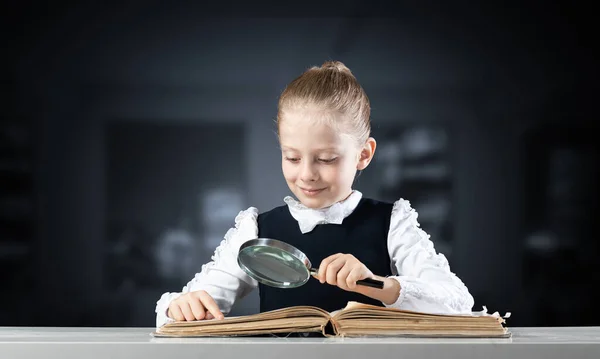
[299,162,319,182]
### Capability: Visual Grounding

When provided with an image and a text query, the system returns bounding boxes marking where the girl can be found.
[155,61,474,328]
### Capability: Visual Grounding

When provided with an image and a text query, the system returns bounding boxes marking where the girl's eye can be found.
[285,157,300,163]
[318,158,338,164]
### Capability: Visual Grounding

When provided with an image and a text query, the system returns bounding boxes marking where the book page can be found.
[337,301,509,319]
[328,301,509,338]
[156,305,332,337]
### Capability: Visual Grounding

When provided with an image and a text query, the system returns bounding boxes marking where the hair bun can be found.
[321,61,352,75]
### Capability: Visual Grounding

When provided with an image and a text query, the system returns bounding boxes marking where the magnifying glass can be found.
[237,238,384,289]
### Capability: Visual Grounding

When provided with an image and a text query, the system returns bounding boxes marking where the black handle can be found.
[356,277,384,289]
[310,268,384,289]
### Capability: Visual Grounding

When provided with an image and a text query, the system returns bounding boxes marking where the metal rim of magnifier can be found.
[237,238,312,288]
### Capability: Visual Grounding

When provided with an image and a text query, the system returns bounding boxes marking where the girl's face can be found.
[279,109,375,209]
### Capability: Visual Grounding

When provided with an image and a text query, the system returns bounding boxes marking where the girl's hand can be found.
[315,253,374,292]
[167,290,225,322]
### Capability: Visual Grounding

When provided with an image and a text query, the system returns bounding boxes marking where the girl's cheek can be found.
[324,167,341,181]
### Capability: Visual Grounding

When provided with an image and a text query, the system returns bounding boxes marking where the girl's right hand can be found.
[167,290,225,321]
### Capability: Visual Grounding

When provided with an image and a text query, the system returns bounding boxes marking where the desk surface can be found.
[1,327,599,359]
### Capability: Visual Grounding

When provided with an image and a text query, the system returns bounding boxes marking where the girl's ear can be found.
[357,137,377,170]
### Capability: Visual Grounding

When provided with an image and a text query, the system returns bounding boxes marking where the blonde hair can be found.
[277,61,371,145]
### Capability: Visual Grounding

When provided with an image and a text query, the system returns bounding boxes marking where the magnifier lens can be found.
[238,245,310,288]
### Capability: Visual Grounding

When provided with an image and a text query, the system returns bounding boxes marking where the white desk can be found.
[1,327,599,359]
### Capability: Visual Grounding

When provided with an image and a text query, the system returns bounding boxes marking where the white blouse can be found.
[155,191,474,328]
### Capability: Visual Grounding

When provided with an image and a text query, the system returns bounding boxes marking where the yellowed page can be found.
[329,301,509,338]
[155,306,331,337]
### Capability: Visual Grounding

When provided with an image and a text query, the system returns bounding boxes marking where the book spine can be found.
[326,317,341,337]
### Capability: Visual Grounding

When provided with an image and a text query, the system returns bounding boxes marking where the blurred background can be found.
[1,0,598,327]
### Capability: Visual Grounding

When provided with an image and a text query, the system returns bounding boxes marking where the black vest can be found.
[256,198,394,313]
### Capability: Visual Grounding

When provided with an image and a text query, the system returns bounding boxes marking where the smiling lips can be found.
[299,187,325,196]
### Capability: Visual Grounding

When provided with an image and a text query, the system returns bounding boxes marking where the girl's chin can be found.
[296,194,337,209]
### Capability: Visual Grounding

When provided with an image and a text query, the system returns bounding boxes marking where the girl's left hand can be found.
[315,253,374,292]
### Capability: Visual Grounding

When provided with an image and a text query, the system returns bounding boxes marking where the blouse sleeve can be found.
[154,207,259,328]
[384,199,474,314]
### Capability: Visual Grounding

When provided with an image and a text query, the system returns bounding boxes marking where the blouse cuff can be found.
[383,276,409,309]
[155,292,181,328]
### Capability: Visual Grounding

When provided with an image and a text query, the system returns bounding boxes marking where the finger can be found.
[317,253,343,282]
[168,304,185,321]
[326,256,347,285]
[189,297,206,320]
[197,291,224,320]
[206,312,215,320]
[318,253,344,283]
[180,302,196,322]
[347,266,369,289]
[336,264,353,290]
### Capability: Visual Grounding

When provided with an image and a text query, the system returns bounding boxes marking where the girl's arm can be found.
[154,208,259,328]
[383,199,475,314]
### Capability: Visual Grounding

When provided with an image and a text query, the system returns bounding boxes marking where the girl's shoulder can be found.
[234,204,291,226]
[231,206,259,227]
[361,196,419,222]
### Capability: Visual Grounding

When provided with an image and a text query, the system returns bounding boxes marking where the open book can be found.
[153,301,510,338]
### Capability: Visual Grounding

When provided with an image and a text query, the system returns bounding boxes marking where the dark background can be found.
[1,0,598,327]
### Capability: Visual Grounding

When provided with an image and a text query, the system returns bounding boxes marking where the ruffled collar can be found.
[283,190,363,234]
